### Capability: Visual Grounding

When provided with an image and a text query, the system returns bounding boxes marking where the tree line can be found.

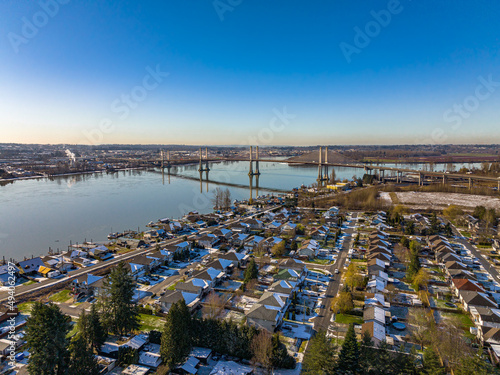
[161,299,295,373]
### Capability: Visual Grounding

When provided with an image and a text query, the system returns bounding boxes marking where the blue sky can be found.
[0,0,499,145]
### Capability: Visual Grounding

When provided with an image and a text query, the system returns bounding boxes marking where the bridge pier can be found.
[418,173,424,186]
[442,174,446,185]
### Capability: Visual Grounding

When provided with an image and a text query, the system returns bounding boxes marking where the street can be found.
[313,213,356,332]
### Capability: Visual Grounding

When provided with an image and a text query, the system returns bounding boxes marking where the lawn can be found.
[139,314,165,332]
[67,322,79,339]
[308,259,331,265]
[335,313,363,325]
[433,298,458,310]
[167,281,180,290]
[442,312,474,330]
[23,280,36,286]
[18,301,35,313]
[49,289,72,303]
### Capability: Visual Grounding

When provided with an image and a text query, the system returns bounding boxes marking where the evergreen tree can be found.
[99,262,140,335]
[336,323,360,374]
[161,300,192,368]
[68,335,100,375]
[302,330,336,374]
[455,347,500,375]
[76,304,107,352]
[359,330,375,375]
[244,258,258,283]
[422,347,445,375]
[117,346,139,367]
[26,302,71,375]
[270,334,296,369]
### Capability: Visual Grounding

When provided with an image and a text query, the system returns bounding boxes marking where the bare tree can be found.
[222,188,231,210]
[250,330,273,374]
[408,308,436,350]
[212,187,223,211]
[202,292,225,319]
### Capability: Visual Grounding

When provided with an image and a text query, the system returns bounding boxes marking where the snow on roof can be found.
[210,360,253,375]
[138,350,161,368]
[190,347,212,359]
[180,356,200,374]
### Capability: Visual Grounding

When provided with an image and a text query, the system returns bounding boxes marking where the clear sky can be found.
[0,0,499,146]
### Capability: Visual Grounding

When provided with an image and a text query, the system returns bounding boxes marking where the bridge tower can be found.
[317,146,323,184]
[198,147,210,172]
[248,146,260,176]
[322,147,329,184]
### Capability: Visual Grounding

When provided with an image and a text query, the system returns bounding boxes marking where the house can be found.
[242,218,263,230]
[159,290,200,313]
[363,305,386,326]
[0,264,19,286]
[297,246,317,260]
[470,307,500,329]
[245,292,289,332]
[269,280,296,296]
[280,222,297,236]
[190,347,212,364]
[191,267,224,287]
[122,365,150,375]
[72,273,104,296]
[362,321,386,345]
[126,255,158,278]
[72,257,92,268]
[244,235,266,252]
[459,291,498,312]
[176,279,210,297]
[230,233,249,247]
[197,234,218,249]
[246,303,284,332]
[210,361,253,375]
[89,245,113,260]
[18,257,46,275]
[217,250,248,266]
[205,259,233,273]
[451,279,486,297]
[176,356,200,374]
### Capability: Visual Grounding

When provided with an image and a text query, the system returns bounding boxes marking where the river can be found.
[0,161,480,260]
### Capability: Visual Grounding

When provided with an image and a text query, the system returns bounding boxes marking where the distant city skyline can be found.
[1,1,499,145]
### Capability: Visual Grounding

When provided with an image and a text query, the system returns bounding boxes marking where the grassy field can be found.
[18,301,35,313]
[49,289,72,303]
[139,314,165,332]
[335,313,363,325]
[23,280,36,286]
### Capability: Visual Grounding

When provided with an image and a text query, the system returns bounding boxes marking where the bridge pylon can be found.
[198,147,210,172]
[248,146,261,176]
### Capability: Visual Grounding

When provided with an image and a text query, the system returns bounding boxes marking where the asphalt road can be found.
[313,213,357,332]
[449,222,500,284]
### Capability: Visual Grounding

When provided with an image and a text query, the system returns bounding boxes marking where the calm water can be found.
[0,161,479,260]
